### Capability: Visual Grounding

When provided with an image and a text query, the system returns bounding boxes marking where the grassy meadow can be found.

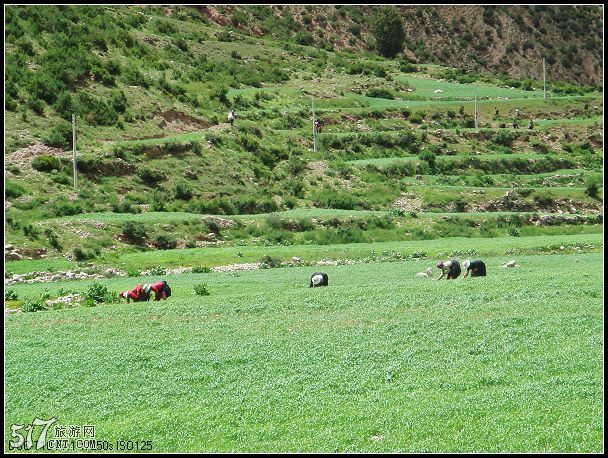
[4,5,604,453]
[4,252,603,452]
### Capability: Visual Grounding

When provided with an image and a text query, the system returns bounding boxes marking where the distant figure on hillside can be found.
[120,281,171,303]
[436,260,461,280]
[512,119,519,129]
[494,107,499,119]
[228,109,236,127]
[315,120,322,133]
[463,259,487,278]
[514,108,521,118]
[528,119,534,130]
[310,272,329,287]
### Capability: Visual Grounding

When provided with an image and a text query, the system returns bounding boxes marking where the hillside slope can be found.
[4,5,604,264]
[192,5,603,86]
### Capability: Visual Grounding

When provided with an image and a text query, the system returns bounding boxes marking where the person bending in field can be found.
[436,260,461,280]
[463,259,487,278]
[310,272,329,287]
[120,281,171,303]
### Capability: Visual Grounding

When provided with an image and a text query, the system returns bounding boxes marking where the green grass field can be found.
[5,233,603,276]
[4,6,603,452]
[5,251,603,452]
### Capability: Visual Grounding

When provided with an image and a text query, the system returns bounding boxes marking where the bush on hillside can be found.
[584,177,601,198]
[399,60,417,73]
[32,155,62,172]
[122,221,147,244]
[42,122,72,149]
[137,168,166,185]
[366,88,394,99]
[6,180,26,198]
[174,181,194,200]
[49,197,83,217]
[312,186,357,210]
[154,234,178,250]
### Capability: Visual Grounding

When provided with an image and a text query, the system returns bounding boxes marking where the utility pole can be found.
[474,87,478,128]
[543,57,547,100]
[312,97,317,153]
[72,114,78,193]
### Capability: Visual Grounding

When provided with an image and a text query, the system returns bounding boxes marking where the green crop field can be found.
[5,251,603,452]
[4,4,603,453]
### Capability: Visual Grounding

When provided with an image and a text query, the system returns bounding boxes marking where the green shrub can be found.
[149,265,166,276]
[366,88,394,99]
[194,283,211,296]
[453,197,467,212]
[399,60,417,73]
[585,177,601,198]
[32,155,61,172]
[22,298,45,312]
[295,31,313,45]
[508,227,522,237]
[73,247,99,261]
[44,228,62,251]
[151,190,167,211]
[22,223,40,240]
[493,130,517,147]
[121,66,149,88]
[6,97,17,111]
[111,200,141,214]
[259,255,282,268]
[5,290,18,301]
[137,168,166,185]
[312,186,357,210]
[84,282,113,304]
[192,266,212,273]
[50,197,83,217]
[122,221,147,244]
[174,181,193,200]
[5,180,26,198]
[154,234,177,250]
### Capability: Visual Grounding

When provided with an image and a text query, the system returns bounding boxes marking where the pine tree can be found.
[371,6,405,58]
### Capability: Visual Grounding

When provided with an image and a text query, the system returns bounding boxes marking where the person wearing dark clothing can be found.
[436,260,461,280]
[463,260,487,278]
[310,272,329,287]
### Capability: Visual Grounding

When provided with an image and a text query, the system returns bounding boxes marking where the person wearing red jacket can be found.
[120,281,171,303]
